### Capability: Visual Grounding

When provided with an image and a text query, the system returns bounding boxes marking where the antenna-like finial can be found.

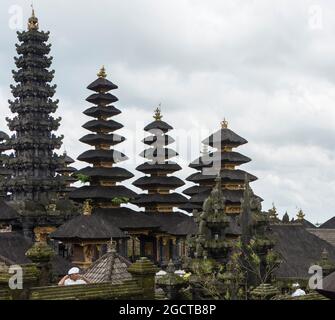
[28,3,39,31]
[97,65,107,78]
[221,118,228,129]
[153,104,163,121]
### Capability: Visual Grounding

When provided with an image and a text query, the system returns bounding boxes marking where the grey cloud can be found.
[1,0,335,223]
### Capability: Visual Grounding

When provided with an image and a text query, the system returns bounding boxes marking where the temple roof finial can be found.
[296,209,305,221]
[28,3,39,31]
[97,65,107,79]
[221,118,228,129]
[83,199,93,216]
[154,104,163,121]
[107,238,117,253]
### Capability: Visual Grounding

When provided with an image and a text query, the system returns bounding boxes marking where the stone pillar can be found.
[158,237,163,265]
[172,238,178,261]
[128,257,158,300]
[25,227,55,286]
[156,260,185,300]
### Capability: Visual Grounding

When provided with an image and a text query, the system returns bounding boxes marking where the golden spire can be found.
[296,209,305,221]
[153,104,163,121]
[97,65,107,78]
[83,199,93,216]
[221,118,228,129]
[28,4,39,31]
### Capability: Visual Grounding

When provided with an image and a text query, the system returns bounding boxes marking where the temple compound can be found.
[51,67,195,268]
[0,9,335,300]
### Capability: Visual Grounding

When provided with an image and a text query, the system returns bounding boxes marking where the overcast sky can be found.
[1,0,335,224]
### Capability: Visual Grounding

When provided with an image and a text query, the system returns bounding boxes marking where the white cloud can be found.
[1,0,335,224]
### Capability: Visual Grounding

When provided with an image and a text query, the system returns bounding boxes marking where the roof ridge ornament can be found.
[296,208,305,221]
[83,199,93,216]
[221,118,228,129]
[28,3,39,31]
[107,238,117,253]
[153,104,163,121]
[97,65,107,79]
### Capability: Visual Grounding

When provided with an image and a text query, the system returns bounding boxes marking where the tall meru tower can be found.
[180,119,262,215]
[3,10,77,237]
[133,107,188,212]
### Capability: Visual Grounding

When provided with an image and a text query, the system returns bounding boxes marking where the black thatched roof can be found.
[178,202,202,213]
[82,119,123,133]
[136,161,182,174]
[86,92,118,105]
[62,153,75,164]
[0,201,19,222]
[0,232,31,264]
[189,151,251,169]
[143,135,175,146]
[299,219,316,229]
[307,229,335,248]
[84,250,132,284]
[318,271,335,299]
[143,211,197,236]
[0,131,9,140]
[0,167,11,176]
[77,149,128,163]
[0,232,72,276]
[75,166,134,181]
[69,185,137,201]
[94,207,161,230]
[80,133,125,146]
[87,77,118,92]
[140,148,178,161]
[133,176,185,189]
[320,217,335,229]
[83,105,121,118]
[144,120,173,133]
[51,214,127,241]
[182,185,211,196]
[56,166,77,175]
[133,193,188,205]
[0,144,9,152]
[186,170,257,183]
[202,128,248,148]
[271,225,335,279]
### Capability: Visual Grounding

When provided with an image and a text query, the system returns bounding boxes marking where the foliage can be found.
[76,174,90,184]
[111,197,130,205]
[190,259,224,300]
[231,239,281,285]
[188,259,246,300]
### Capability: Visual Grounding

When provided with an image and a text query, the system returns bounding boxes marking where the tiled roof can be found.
[84,250,132,284]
